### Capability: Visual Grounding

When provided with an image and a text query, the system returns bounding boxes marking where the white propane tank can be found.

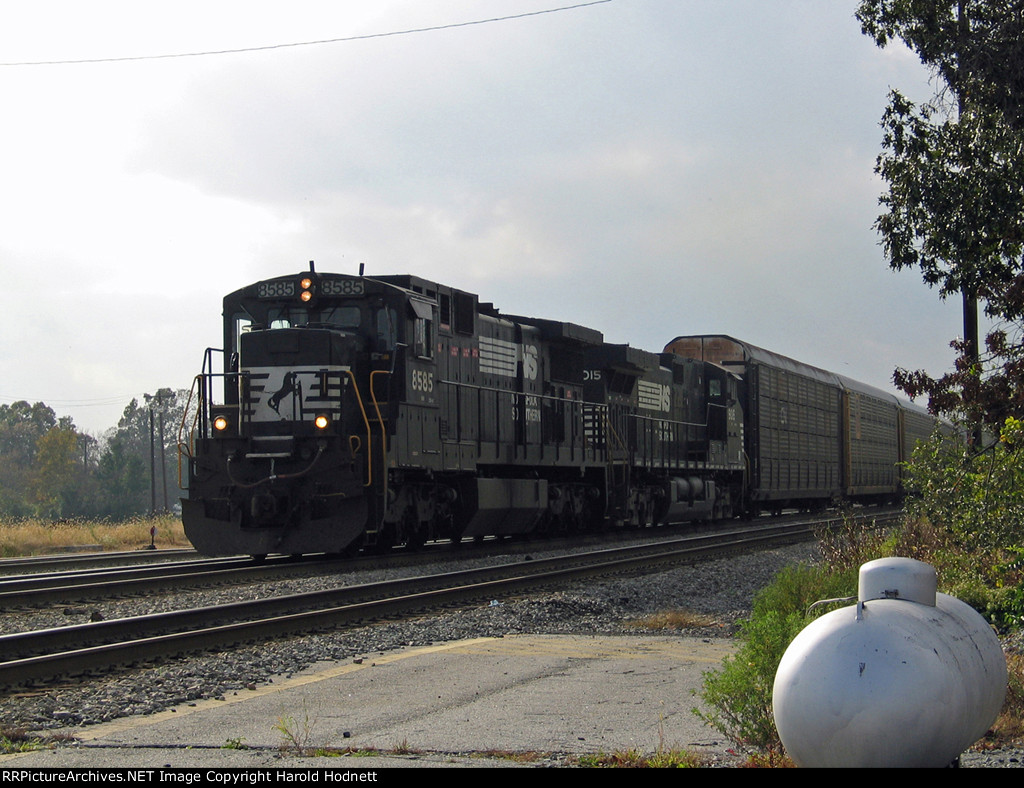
[772,557,1007,768]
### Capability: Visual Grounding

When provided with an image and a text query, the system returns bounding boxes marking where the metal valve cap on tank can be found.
[772,557,1007,768]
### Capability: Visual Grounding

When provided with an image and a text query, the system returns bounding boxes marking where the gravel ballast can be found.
[1,540,1021,767]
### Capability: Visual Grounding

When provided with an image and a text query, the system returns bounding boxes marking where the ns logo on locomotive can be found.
[178,265,937,558]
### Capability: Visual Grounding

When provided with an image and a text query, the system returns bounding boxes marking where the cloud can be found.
[0,2,953,433]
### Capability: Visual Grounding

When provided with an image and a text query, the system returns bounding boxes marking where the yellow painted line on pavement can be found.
[5,638,497,750]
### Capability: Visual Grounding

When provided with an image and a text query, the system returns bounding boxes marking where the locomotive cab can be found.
[181,270,396,557]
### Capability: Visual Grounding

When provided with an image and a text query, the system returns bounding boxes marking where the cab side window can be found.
[376,307,397,351]
[410,300,434,358]
[414,316,433,358]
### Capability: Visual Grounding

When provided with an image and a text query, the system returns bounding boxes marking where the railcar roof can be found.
[665,334,929,409]
[666,334,839,388]
[836,373,900,406]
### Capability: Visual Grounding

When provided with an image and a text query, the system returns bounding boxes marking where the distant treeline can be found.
[0,388,189,521]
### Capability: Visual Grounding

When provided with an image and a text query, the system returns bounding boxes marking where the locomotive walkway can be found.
[0,633,741,769]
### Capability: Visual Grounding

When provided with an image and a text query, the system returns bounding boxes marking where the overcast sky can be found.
[0,1,962,435]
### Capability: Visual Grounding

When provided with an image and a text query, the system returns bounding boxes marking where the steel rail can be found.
[0,531,647,607]
[0,549,201,576]
[0,554,326,607]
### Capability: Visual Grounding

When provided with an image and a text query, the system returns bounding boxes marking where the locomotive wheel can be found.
[401,508,426,551]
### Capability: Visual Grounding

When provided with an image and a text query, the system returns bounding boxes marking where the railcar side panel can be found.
[751,361,843,503]
[841,384,900,497]
[900,403,939,464]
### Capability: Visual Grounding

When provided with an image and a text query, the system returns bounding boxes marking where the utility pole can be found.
[158,404,167,512]
[957,0,983,447]
[149,408,156,515]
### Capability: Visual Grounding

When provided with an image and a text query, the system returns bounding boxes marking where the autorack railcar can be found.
[662,334,936,515]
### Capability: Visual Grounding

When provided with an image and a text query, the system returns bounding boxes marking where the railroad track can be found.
[0,510,897,690]
[0,548,200,576]
[0,513,822,608]
[0,534,636,607]
[0,553,329,607]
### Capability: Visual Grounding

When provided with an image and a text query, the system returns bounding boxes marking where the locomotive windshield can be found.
[266,305,362,330]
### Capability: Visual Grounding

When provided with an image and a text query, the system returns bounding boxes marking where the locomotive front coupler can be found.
[226,448,325,489]
[225,454,280,489]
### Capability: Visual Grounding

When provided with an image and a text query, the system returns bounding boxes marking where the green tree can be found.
[0,401,58,516]
[95,435,149,520]
[0,403,105,519]
[0,401,57,461]
[99,388,189,516]
[857,1,1024,427]
[30,427,80,519]
[858,0,1024,130]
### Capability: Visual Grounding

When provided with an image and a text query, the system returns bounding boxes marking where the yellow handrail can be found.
[176,374,204,490]
[343,370,375,487]
[369,370,391,490]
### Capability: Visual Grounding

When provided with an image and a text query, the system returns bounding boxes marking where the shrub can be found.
[693,518,896,760]
[897,422,1024,630]
[904,418,1024,550]
[695,423,1024,760]
[693,607,805,757]
[693,559,865,759]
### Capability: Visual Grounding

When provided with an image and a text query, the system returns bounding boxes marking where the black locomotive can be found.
[179,267,933,557]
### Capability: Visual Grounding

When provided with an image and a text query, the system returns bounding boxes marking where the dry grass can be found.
[986,652,1024,745]
[0,514,190,556]
[574,747,708,768]
[0,727,76,754]
[623,609,718,631]
[474,749,552,763]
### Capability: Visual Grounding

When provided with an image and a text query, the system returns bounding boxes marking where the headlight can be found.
[314,414,330,430]
[213,415,230,432]
[300,276,315,302]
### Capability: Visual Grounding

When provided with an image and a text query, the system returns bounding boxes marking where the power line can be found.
[0,1,613,67]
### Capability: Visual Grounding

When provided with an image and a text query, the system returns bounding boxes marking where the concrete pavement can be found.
[0,634,739,769]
